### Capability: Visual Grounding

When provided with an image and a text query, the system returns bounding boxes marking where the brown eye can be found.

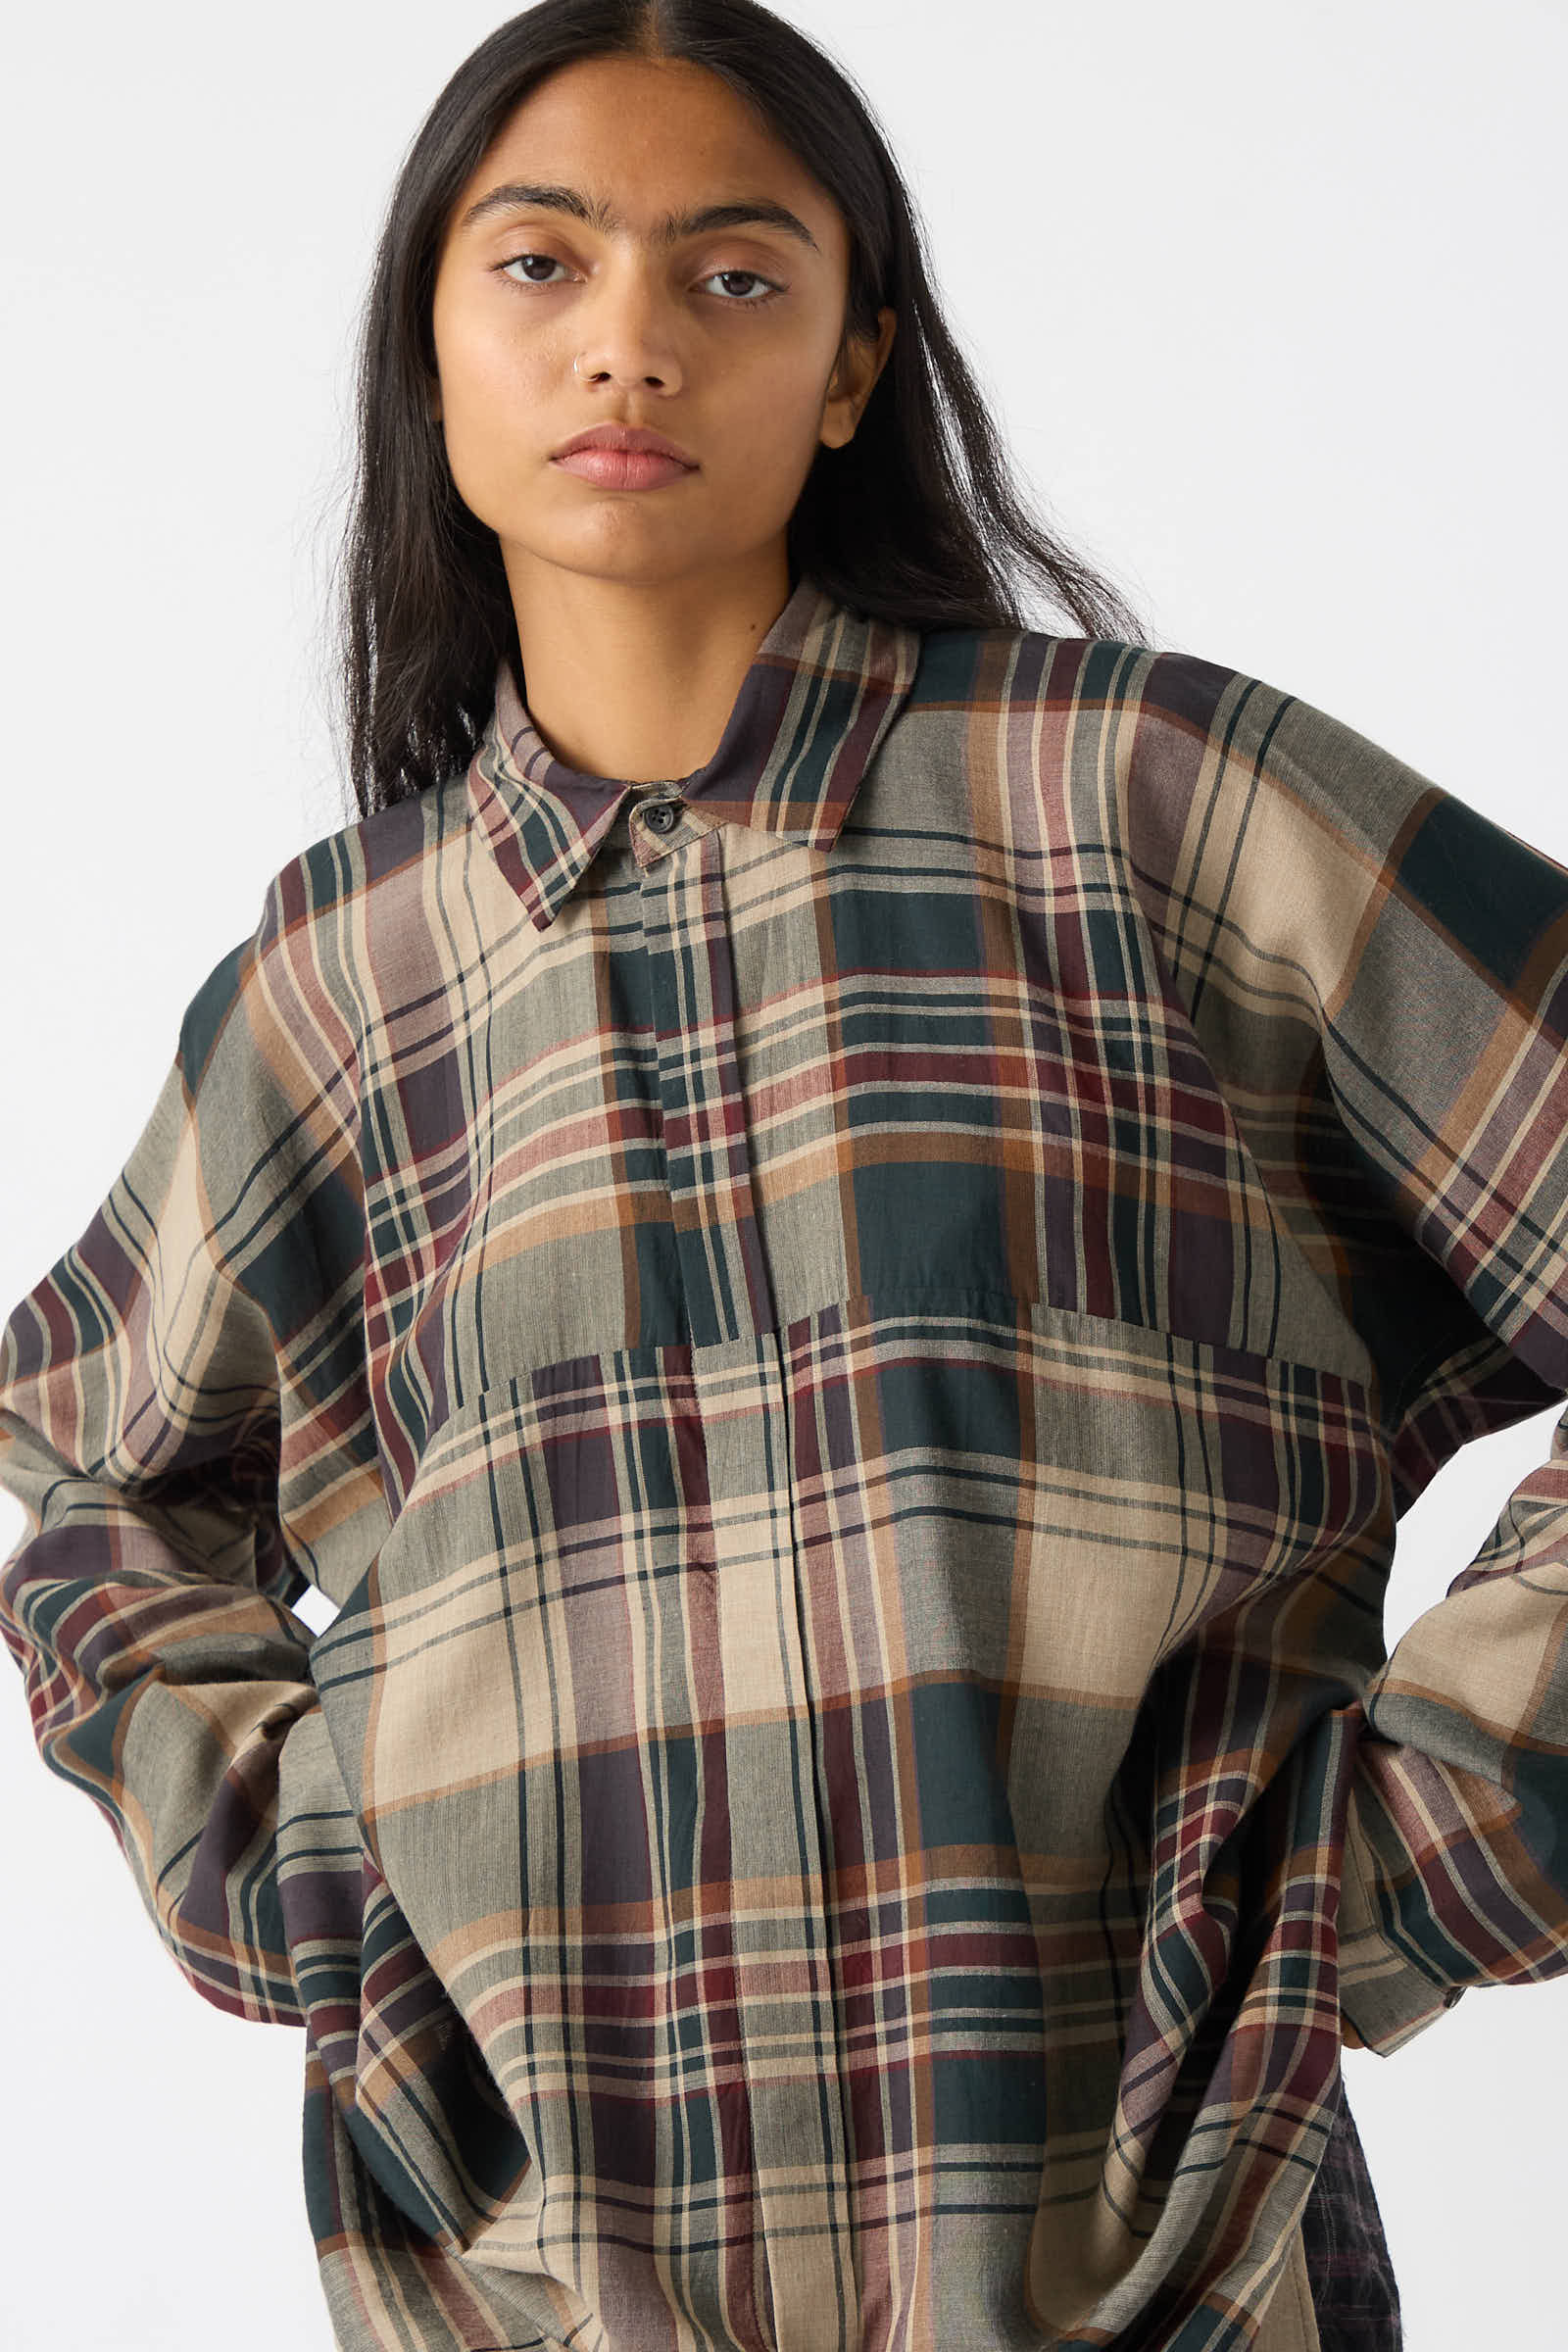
[700,269,785,307]
[496,252,568,286]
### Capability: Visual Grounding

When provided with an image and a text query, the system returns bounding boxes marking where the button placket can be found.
[702,1330,857,2352]
[642,826,777,1345]
[639,822,856,2345]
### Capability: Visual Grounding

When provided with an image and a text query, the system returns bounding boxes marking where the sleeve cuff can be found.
[1338,1805,1467,2055]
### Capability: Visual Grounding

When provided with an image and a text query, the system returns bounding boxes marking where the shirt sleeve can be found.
[1134,656,1568,2058]
[0,873,384,2025]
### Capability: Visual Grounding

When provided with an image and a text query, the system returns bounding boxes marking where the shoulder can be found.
[909,621,1447,843]
[896,619,1304,825]
[177,774,465,1108]
[896,622,1559,987]
[900,620,1315,787]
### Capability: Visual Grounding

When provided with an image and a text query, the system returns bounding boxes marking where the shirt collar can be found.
[466,570,924,929]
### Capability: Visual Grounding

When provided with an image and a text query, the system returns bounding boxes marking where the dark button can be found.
[642,797,681,834]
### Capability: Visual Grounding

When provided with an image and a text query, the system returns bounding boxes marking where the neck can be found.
[502,547,796,784]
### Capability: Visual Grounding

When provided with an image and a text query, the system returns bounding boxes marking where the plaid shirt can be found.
[3,572,1566,2352]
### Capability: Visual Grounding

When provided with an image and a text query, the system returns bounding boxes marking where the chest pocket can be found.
[722,830,1370,1393]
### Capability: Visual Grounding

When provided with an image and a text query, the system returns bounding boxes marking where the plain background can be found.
[2,3,1565,2345]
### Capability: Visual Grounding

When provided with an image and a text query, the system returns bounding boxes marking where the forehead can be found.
[449,54,840,246]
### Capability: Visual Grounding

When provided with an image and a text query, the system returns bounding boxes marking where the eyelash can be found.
[493,251,786,308]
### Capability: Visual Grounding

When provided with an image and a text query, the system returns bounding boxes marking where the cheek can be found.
[440,352,553,500]
[452,327,541,416]
[723,344,836,458]
[433,283,539,410]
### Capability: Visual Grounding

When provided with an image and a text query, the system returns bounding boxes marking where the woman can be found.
[2,5,1563,2349]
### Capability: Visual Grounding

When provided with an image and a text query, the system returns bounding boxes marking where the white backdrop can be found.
[1,3,1564,2346]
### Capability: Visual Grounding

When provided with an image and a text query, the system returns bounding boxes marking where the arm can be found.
[1129,653,1568,2055]
[0,880,384,2024]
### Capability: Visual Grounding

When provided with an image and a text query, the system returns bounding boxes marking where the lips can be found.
[551,445,697,491]
[553,426,696,466]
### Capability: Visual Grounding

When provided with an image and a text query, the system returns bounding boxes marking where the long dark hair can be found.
[325,0,1157,822]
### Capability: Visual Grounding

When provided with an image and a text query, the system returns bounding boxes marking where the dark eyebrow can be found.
[456,181,820,254]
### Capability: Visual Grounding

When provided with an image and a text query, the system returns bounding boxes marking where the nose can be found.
[569,261,683,391]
